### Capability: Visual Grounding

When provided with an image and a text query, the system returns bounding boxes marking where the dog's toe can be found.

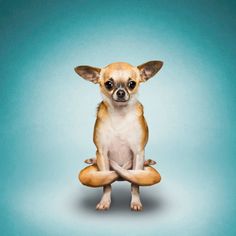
[130,201,143,211]
[96,200,111,211]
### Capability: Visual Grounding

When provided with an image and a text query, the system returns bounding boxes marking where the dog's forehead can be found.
[102,62,138,81]
[109,70,135,80]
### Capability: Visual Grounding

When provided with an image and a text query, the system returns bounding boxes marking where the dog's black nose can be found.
[116,89,125,98]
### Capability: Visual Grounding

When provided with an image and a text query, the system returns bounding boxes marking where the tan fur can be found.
[93,101,108,149]
[136,102,149,149]
[99,62,140,96]
[75,60,163,211]
[79,164,119,187]
[79,164,161,187]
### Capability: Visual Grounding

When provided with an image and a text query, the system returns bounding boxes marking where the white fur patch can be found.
[98,99,142,167]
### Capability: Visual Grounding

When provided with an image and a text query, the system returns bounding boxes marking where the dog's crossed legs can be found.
[79,158,161,210]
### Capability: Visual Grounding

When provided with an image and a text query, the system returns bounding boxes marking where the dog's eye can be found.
[128,80,136,90]
[104,80,114,91]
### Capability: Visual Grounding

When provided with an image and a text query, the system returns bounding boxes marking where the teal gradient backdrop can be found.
[0,0,236,235]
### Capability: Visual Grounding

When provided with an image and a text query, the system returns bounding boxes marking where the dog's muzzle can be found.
[112,88,130,102]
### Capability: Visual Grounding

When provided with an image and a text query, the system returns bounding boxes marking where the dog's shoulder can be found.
[96,101,108,120]
[135,101,144,117]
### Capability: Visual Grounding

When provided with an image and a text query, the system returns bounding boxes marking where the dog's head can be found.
[74,61,163,105]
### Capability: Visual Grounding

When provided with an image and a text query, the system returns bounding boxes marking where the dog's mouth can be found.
[113,97,129,103]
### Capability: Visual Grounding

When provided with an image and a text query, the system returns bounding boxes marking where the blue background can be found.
[0,0,236,235]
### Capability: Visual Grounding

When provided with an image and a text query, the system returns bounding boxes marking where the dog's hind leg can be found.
[79,163,116,211]
[79,164,119,187]
[79,160,133,187]
[109,160,161,186]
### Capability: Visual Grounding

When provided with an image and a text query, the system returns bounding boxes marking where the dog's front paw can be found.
[96,199,111,211]
[130,201,143,211]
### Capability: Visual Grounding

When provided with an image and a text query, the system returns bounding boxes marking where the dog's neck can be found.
[102,95,138,116]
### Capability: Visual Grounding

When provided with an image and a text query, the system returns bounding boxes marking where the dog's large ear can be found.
[137,61,163,82]
[74,65,101,84]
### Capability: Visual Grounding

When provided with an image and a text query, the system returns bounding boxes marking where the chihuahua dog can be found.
[75,61,163,211]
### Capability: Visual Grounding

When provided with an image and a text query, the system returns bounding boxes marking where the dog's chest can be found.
[100,108,142,164]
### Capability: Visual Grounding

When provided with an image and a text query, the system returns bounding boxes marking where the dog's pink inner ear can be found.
[74,66,101,84]
[137,61,163,82]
